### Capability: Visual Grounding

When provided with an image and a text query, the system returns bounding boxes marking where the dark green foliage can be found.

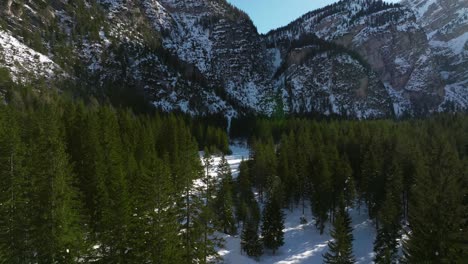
[261,189,285,255]
[323,203,355,264]
[238,115,467,263]
[236,160,261,226]
[241,217,263,259]
[403,138,467,263]
[0,82,467,263]
[237,160,262,257]
[0,88,223,263]
[0,68,13,90]
[373,159,403,264]
[252,138,277,201]
[0,107,31,263]
[214,155,237,235]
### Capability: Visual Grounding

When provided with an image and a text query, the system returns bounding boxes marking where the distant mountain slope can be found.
[0,0,466,117]
[403,0,468,110]
[266,0,452,115]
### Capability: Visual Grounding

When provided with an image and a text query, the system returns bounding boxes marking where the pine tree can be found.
[202,147,215,199]
[403,140,467,263]
[200,149,218,264]
[373,159,402,264]
[0,107,32,263]
[277,133,297,209]
[241,217,263,259]
[323,202,355,264]
[64,104,104,241]
[252,139,277,201]
[215,155,237,235]
[126,122,183,263]
[95,106,131,262]
[360,139,385,222]
[261,189,285,255]
[310,150,332,234]
[28,105,86,263]
[236,159,261,227]
[175,128,218,263]
[235,159,249,224]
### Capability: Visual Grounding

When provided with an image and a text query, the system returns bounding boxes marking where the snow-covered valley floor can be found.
[203,143,376,264]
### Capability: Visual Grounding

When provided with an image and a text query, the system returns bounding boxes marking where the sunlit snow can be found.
[203,143,377,264]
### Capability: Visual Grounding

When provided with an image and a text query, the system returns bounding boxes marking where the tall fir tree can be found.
[241,216,263,259]
[310,150,333,234]
[200,148,218,264]
[261,185,285,255]
[323,200,355,264]
[236,160,261,227]
[95,106,131,262]
[0,107,32,263]
[403,140,467,262]
[214,155,237,235]
[373,159,403,264]
[27,104,86,263]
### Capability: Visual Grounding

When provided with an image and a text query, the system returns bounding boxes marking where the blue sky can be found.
[226,0,400,34]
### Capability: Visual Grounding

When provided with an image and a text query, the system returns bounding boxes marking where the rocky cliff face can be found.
[149,0,276,113]
[403,0,468,110]
[0,0,466,118]
[266,0,451,115]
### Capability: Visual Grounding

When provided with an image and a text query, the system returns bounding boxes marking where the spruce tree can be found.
[241,217,263,259]
[0,107,31,263]
[215,155,237,235]
[236,160,261,226]
[323,202,355,264]
[403,140,467,263]
[95,106,130,262]
[261,189,285,255]
[28,105,86,263]
[373,159,402,264]
[200,149,218,264]
[310,150,332,234]
[175,128,218,263]
[127,123,184,263]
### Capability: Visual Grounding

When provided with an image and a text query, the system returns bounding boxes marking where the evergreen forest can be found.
[0,86,466,263]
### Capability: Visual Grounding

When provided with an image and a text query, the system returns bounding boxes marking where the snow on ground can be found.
[205,143,377,264]
[220,205,376,264]
[430,32,468,55]
[0,29,63,83]
[199,141,250,178]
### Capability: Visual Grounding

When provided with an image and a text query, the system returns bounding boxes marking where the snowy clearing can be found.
[203,143,377,264]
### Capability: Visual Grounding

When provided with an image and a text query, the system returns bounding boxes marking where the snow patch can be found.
[0,29,63,83]
[429,32,468,55]
[209,145,378,264]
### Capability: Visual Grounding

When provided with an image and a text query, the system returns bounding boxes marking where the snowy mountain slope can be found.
[266,0,449,115]
[151,0,277,113]
[0,0,466,117]
[0,0,239,115]
[0,29,64,83]
[403,0,468,111]
[277,49,393,117]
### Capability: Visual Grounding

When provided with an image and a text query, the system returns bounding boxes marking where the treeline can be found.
[0,88,230,263]
[271,34,371,79]
[233,116,467,262]
[266,0,347,37]
[349,1,404,27]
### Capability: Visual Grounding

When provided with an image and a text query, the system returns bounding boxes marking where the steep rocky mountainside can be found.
[403,0,468,110]
[0,0,466,118]
[266,0,454,115]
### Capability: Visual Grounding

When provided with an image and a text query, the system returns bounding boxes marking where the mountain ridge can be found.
[0,0,466,117]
